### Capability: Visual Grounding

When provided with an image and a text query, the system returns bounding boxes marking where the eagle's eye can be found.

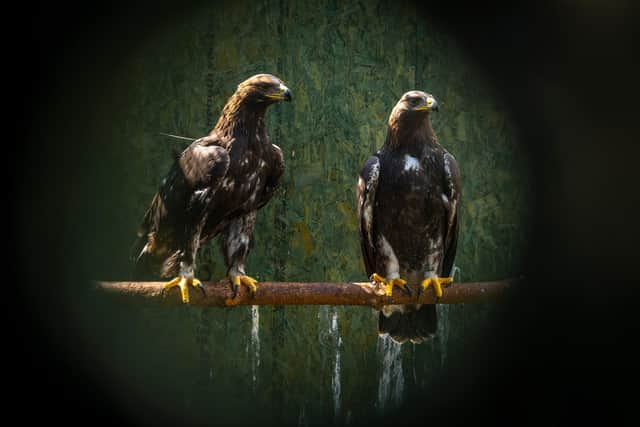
[408,98,420,106]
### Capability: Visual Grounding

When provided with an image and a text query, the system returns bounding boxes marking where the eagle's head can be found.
[235,74,292,105]
[389,90,438,128]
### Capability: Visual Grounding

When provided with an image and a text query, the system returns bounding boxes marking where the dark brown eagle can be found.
[357,90,461,343]
[132,74,292,302]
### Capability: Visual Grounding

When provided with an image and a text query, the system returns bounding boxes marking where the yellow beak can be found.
[415,96,438,111]
[265,84,292,101]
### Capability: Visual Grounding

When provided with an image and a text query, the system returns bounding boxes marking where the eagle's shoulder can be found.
[195,133,222,146]
[270,144,284,169]
[442,148,458,171]
[252,144,285,210]
[260,143,283,183]
[178,134,230,188]
[357,155,381,221]
[360,154,381,183]
[442,148,461,197]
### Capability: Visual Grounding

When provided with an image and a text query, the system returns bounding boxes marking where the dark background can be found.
[12,0,640,425]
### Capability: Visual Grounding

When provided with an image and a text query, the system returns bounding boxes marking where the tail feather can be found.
[131,240,180,281]
[132,193,166,259]
[132,249,154,280]
[130,232,149,264]
[131,192,170,280]
[378,304,437,344]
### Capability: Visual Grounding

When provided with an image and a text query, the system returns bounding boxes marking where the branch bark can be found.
[94,279,516,308]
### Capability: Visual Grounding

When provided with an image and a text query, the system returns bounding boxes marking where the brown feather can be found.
[133,74,289,280]
[358,90,461,343]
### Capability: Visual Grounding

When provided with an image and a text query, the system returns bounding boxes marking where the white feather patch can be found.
[221,178,235,191]
[229,234,249,257]
[362,160,379,251]
[381,304,408,317]
[378,234,399,279]
[403,155,421,172]
[180,261,194,278]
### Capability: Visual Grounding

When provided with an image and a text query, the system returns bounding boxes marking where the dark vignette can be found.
[11,0,640,425]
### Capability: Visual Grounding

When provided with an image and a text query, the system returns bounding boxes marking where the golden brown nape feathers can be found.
[385,90,440,146]
[213,74,292,137]
[132,73,291,302]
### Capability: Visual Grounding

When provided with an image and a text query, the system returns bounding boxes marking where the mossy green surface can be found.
[89,1,531,424]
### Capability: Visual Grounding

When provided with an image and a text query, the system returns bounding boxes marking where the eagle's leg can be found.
[221,212,259,298]
[370,273,412,297]
[419,274,453,298]
[162,227,206,304]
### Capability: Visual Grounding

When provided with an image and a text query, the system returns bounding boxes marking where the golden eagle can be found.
[133,74,292,302]
[357,90,461,343]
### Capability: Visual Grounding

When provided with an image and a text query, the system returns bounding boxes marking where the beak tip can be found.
[284,89,292,102]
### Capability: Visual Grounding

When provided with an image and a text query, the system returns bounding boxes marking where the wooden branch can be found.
[94,279,516,308]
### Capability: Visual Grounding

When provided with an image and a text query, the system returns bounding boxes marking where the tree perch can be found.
[94,279,516,308]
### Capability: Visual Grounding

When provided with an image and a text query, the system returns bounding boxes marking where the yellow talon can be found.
[230,274,259,297]
[370,273,410,297]
[370,273,386,283]
[162,276,204,303]
[384,282,394,296]
[386,278,407,296]
[420,276,453,298]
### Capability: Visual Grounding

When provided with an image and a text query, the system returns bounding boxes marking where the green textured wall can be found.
[93,0,531,424]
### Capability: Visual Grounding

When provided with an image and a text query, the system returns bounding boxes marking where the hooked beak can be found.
[415,95,438,112]
[266,83,293,102]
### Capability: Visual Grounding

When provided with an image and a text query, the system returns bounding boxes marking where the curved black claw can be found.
[197,283,206,298]
[417,285,422,297]
[403,284,413,296]
[232,284,240,299]
[161,287,167,299]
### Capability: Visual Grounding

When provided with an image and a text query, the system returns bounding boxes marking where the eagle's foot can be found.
[161,276,205,304]
[229,275,258,298]
[419,276,453,298]
[370,273,412,297]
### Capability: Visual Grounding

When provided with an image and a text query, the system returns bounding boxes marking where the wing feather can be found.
[357,156,381,277]
[133,134,230,261]
[441,150,461,277]
[256,143,284,209]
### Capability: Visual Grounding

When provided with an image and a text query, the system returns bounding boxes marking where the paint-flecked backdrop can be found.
[82,0,530,424]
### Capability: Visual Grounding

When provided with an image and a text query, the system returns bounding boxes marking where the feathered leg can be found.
[161,223,206,304]
[221,212,258,298]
